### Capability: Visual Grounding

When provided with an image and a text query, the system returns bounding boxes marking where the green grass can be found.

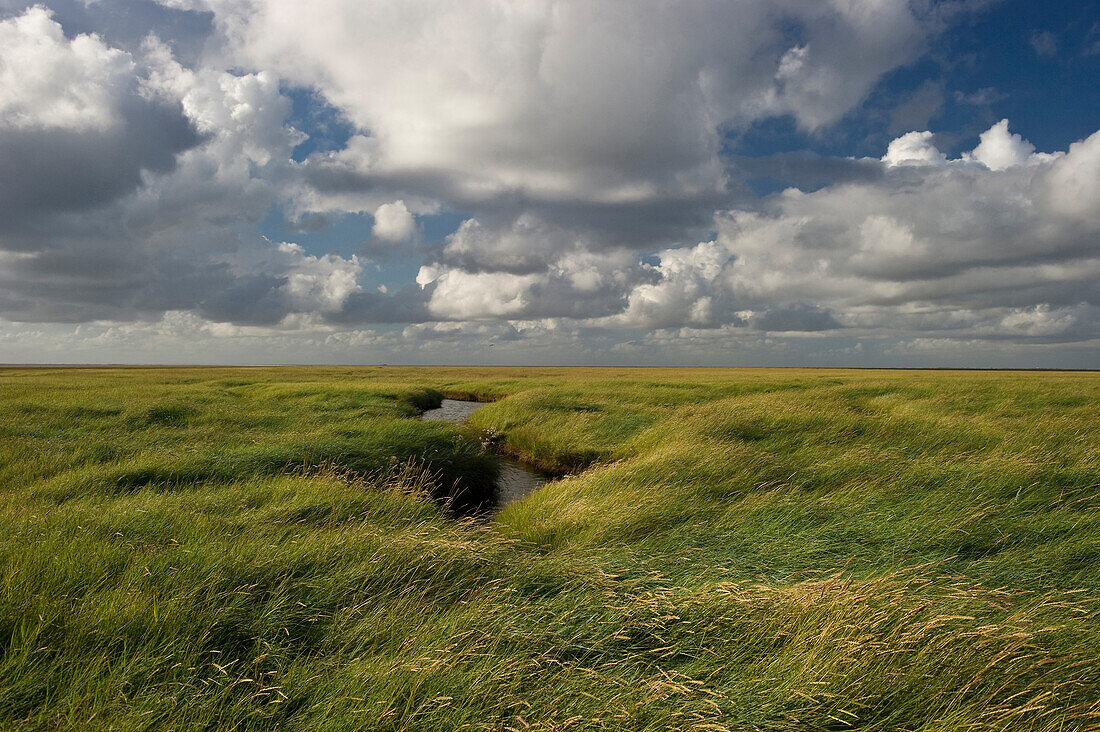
[0,366,1097,730]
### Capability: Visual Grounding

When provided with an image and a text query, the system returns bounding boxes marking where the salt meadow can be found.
[0,366,1098,729]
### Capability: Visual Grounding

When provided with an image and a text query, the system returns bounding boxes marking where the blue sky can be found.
[0,0,1096,366]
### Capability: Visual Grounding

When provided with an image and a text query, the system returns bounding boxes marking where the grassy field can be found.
[0,366,1097,730]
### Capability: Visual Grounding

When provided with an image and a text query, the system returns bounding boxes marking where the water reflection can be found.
[420,399,549,509]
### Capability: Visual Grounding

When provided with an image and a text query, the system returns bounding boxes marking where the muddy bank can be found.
[420,399,550,510]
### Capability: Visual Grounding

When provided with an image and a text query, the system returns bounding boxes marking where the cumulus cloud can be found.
[0,8,200,225]
[636,121,1100,343]
[0,7,132,131]
[395,119,1099,353]
[0,8,361,328]
[417,268,538,321]
[966,119,1036,170]
[436,215,599,274]
[0,0,216,62]
[882,131,947,167]
[371,200,415,242]
[0,0,1096,365]
[611,241,734,330]
[212,0,933,209]
[415,238,636,323]
[1041,132,1100,225]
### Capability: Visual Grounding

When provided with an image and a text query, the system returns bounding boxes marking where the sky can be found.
[0,0,1097,367]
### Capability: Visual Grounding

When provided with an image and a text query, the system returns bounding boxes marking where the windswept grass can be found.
[0,366,1097,730]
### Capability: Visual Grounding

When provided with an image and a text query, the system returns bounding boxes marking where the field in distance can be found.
[0,366,1097,730]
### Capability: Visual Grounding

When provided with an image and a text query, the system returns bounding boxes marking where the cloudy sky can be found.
[0,0,1097,367]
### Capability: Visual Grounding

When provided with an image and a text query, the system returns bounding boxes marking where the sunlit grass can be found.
[0,366,1097,729]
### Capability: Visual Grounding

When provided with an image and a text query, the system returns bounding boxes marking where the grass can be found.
[0,366,1097,730]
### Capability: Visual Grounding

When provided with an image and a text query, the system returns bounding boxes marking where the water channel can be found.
[420,399,550,509]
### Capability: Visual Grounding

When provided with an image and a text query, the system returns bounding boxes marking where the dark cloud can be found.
[729,152,884,192]
[749,303,842,333]
[0,97,200,230]
[889,80,945,135]
[323,285,432,325]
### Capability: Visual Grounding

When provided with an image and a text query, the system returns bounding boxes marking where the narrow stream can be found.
[420,399,550,509]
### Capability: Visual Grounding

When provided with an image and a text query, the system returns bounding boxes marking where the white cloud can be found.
[274,242,361,312]
[613,241,732,329]
[966,119,1036,171]
[0,16,349,328]
[418,267,537,320]
[212,0,930,205]
[882,131,946,167]
[998,304,1094,338]
[371,200,415,242]
[0,7,133,131]
[1042,129,1100,225]
[401,116,1100,343]
[709,122,1100,341]
[439,215,588,273]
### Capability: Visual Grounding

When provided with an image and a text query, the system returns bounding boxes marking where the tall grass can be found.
[0,366,1097,729]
